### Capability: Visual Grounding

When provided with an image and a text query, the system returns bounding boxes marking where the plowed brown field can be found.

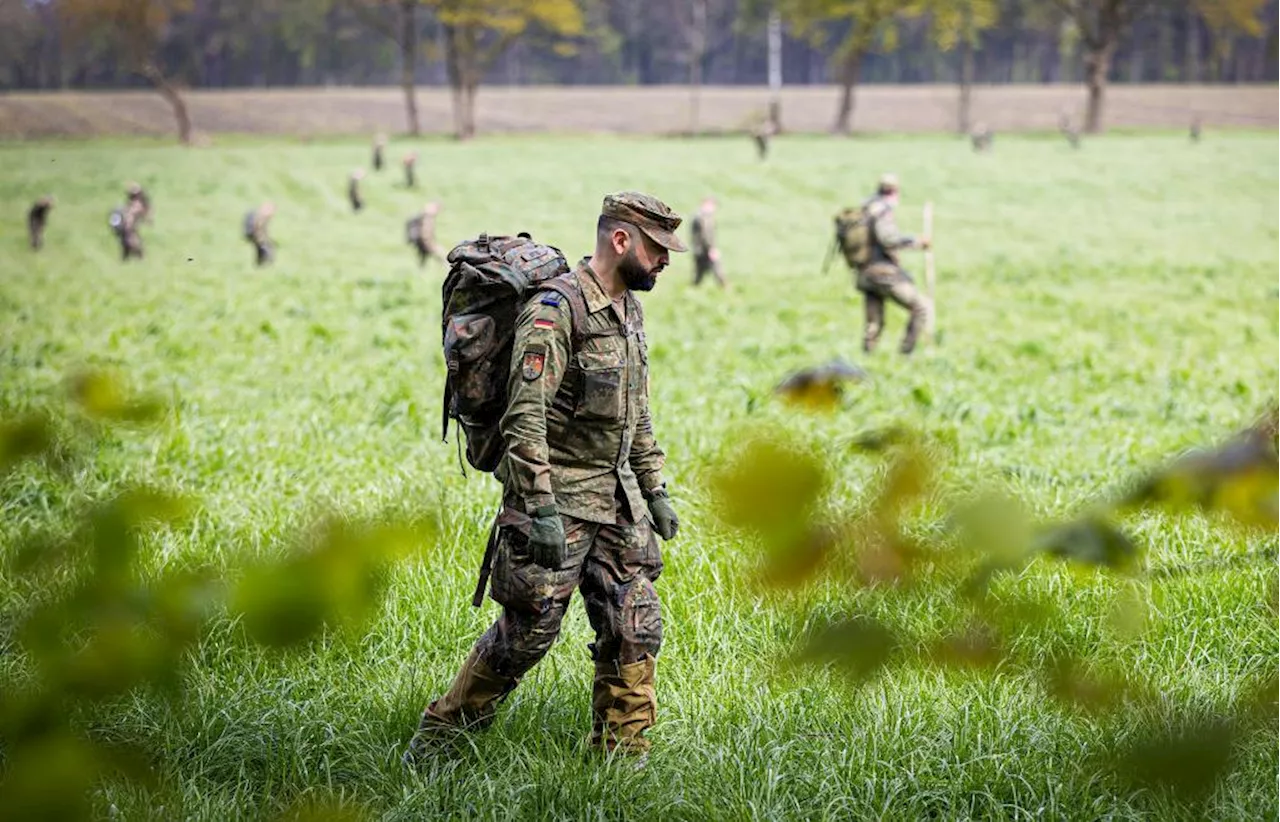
[0,83,1274,139]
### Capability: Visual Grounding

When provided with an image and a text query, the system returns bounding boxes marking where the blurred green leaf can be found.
[0,413,54,475]
[0,733,100,822]
[67,370,165,423]
[712,437,829,534]
[231,518,430,648]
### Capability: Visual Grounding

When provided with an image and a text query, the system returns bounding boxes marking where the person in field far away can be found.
[833,173,933,355]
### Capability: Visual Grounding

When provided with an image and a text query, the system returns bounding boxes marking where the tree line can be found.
[2,0,1275,143]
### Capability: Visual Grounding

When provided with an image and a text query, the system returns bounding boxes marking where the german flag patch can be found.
[533,318,556,330]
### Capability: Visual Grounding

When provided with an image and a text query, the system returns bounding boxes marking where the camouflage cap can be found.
[602,191,687,253]
[878,173,900,192]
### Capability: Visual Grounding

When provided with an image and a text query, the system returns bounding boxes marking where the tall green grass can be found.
[1,132,1276,820]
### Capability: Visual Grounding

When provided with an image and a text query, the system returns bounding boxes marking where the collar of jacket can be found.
[576,258,615,314]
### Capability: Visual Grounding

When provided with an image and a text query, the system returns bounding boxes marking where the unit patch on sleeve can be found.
[522,345,547,381]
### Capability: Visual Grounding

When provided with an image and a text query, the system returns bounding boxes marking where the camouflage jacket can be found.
[690,212,716,257]
[863,196,916,268]
[498,259,666,524]
[245,209,271,242]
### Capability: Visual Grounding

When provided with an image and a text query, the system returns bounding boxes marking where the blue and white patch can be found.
[540,293,562,307]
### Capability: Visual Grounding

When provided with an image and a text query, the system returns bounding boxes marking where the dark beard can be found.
[618,248,661,292]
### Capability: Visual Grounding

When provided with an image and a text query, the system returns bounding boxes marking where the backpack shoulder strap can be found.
[538,276,589,352]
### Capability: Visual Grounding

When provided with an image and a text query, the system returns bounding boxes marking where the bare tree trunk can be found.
[142,63,192,145]
[833,52,861,135]
[688,0,706,134]
[397,0,421,136]
[462,81,478,139]
[443,24,467,140]
[1083,40,1114,134]
[1185,8,1201,82]
[957,38,974,134]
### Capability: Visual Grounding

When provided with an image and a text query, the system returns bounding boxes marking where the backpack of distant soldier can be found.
[834,205,873,267]
[242,211,257,240]
[405,217,422,245]
[440,233,579,472]
[108,208,126,235]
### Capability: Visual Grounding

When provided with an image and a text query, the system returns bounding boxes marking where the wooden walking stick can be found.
[923,201,936,344]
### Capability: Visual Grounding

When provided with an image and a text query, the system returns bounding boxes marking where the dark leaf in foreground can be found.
[846,425,913,453]
[0,413,54,475]
[795,616,897,685]
[774,360,868,411]
[1110,717,1236,803]
[1043,657,1133,715]
[1035,515,1140,572]
[1121,412,1278,530]
[758,524,836,589]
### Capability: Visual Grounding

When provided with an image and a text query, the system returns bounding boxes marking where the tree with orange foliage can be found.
[60,0,195,144]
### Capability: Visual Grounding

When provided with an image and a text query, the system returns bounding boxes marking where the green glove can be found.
[647,490,679,541]
[528,505,566,569]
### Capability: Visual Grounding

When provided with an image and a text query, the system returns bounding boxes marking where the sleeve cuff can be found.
[639,478,667,499]
[523,493,556,514]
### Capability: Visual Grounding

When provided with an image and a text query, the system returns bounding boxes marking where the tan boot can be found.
[589,655,656,754]
[403,648,516,766]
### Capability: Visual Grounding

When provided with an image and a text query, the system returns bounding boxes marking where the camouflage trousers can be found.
[476,498,664,678]
[693,253,725,287]
[857,263,933,354]
[250,237,274,266]
[414,239,438,267]
[118,229,144,261]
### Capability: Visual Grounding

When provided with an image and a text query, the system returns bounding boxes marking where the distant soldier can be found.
[405,201,441,267]
[837,173,932,355]
[970,122,994,153]
[1190,117,1202,143]
[752,119,777,160]
[689,196,726,288]
[403,151,418,189]
[243,202,276,266]
[372,134,387,171]
[126,182,152,224]
[109,195,146,261]
[27,196,53,250]
[1059,113,1081,149]
[349,169,365,212]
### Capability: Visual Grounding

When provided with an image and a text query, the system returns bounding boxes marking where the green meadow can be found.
[1,132,1276,820]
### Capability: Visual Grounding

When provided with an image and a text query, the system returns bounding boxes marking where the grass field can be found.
[1,132,1277,820]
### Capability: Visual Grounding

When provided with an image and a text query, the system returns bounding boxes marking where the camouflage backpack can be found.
[441,233,581,472]
[242,210,257,240]
[834,205,873,267]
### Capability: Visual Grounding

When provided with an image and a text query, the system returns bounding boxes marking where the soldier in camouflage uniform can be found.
[403,151,418,189]
[405,201,441,267]
[690,196,726,287]
[244,202,276,266]
[28,196,53,250]
[856,173,932,355]
[126,182,152,224]
[349,169,365,212]
[406,192,685,761]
